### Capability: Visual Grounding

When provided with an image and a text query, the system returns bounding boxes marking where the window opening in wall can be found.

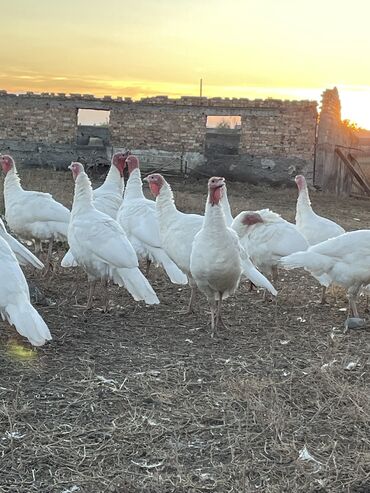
[206,115,241,130]
[76,109,110,147]
[77,109,110,126]
[205,116,241,156]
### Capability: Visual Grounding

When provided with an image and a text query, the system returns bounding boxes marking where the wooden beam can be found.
[335,147,370,195]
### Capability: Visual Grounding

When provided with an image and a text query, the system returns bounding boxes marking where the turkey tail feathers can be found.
[115,268,160,304]
[147,247,188,285]
[6,303,51,346]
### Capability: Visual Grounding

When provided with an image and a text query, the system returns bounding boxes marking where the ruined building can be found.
[0,87,368,195]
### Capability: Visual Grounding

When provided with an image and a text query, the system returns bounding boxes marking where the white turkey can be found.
[116,155,187,284]
[0,218,44,269]
[0,154,70,268]
[0,235,51,346]
[145,173,204,312]
[67,162,159,309]
[92,151,129,218]
[280,230,370,318]
[231,209,308,282]
[190,177,242,332]
[62,151,128,268]
[190,177,276,334]
[295,174,345,245]
[145,173,276,314]
[295,175,346,302]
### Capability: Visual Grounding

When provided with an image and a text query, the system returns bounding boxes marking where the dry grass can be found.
[0,168,369,492]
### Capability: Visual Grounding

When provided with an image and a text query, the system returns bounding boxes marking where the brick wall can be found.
[0,90,319,183]
[0,93,76,144]
[110,105,207,152]
[239,102,317,161]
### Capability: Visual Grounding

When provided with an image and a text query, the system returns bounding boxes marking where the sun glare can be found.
[338,87,370,130]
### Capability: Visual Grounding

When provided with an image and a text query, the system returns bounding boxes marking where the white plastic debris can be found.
[61,487,80,493]
[298,445,322,471]
[199,472,215,481]
[279,340,290,345]
[148,370,161,377]
[344,361,358,371]
[185,338,193,344]
[96,375,118,386]
[131,459,164,469]
[321,359,337,371]
[2,431,25,440]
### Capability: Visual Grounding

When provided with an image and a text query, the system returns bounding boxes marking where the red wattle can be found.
[149,182,160,197]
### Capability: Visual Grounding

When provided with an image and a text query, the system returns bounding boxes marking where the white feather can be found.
[232,209,308,278]
[0,218,44,269]
[117,167,187,285]
[68,164,159,305]
[0,236,51,346]
[3,159,70,243]
[295,175,345,245]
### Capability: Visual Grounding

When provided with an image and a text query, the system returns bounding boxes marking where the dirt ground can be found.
[0,169,369,493]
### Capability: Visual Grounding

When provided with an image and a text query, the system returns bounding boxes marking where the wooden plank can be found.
[335,148,370,195]
[350,193,370,201]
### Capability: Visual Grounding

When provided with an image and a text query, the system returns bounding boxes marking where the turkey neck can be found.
[203,196,227,233]
[102,165,124,194]
[220,186,233,226]
[296,183,315,221]
[3,167,22,207]
[124,169,144,200]
[155,182,179,221]
[71,172,94,215]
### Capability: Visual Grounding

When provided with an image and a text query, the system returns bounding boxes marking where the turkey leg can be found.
[101,279,109,312]
[42,239,54,276]
[145,258,152,278]
[86,280,97,310]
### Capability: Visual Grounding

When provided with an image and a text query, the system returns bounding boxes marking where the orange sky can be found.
[2,0,370,127]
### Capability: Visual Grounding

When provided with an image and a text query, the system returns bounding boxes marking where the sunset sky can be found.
[2,0,370,127]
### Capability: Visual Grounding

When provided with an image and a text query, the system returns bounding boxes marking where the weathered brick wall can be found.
[0,92,76,144]
[110,104,206,152]
[0,90,319,183]
[110,97,317,161]
[239,101,317,161]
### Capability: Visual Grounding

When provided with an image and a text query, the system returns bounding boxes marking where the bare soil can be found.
[0,169,369,492]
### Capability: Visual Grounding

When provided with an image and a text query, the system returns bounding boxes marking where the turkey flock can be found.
[0,151,367,346]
